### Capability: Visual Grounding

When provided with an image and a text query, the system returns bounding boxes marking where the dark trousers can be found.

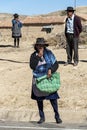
[66,34,79,63]
[37,99,60,120]
[14,38,20,47]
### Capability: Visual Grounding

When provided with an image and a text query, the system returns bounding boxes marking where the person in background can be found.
[29,37,62,124]
[64,7,82,66]
[12,13,22,48]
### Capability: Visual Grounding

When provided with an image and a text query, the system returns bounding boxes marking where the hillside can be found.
[0,6,87,20]
[41,6,87,16]
[0,13,27,21]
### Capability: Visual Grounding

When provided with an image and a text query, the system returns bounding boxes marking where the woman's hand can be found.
[38,48,44,57]
[47,69,52,78]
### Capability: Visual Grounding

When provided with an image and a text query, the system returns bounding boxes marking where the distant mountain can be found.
[0,13,27,21]
[0,6,87,21]
[40,6,87,17]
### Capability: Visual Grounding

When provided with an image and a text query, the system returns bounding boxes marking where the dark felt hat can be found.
[65,7,75,12]
[34,37,49,46]
[13,13,19,18]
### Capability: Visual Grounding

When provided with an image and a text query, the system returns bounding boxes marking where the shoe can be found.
[64,62,71,66]
[37,118,45,124]
[73,62,78,66]
[56,118,62,124]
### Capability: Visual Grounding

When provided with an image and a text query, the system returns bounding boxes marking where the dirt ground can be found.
[0,42,87,123]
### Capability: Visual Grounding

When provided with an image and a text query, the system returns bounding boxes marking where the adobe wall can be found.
[0,24,65,44]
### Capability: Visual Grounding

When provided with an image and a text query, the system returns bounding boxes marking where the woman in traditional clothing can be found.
[30,37,62,124]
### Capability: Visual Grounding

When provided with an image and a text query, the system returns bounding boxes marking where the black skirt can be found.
[31,89,60,101]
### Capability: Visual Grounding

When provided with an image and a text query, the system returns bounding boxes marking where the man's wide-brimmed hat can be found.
[34,37,49,46]
[65,7,75,12]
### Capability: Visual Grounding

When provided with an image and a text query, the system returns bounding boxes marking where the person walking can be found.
[64,7,82,66]
[12,13,22,48]
[29,37,62,124]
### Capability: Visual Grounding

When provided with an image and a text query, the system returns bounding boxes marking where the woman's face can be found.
[36,44,45,51]
[15,18,19,21]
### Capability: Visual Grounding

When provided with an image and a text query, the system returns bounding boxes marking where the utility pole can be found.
[74,0,76,10]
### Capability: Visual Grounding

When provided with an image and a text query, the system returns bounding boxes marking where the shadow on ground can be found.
[58,61,66,65]
[0,58,28,64]
[0,45,14,48]
[80,60,87,63]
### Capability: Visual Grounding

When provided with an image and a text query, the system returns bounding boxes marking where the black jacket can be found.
[65,15,82,38]
[30,51,59,73]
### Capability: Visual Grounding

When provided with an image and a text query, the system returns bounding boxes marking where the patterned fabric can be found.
[12,19,22,37]
[12,19,22,28]
[33,49,56,78]
[36,72,60,94]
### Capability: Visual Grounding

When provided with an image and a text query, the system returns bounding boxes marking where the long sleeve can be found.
[30,52,41,70]
[19,21,22,28]
[12,19,22,28]
[65,18,68,38]
[77,16,82,33]
[74,15,82,37]
[50,61,59,73]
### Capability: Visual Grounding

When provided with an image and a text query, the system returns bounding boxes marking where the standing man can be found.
[64,7,82,66]
[12,13,22,48]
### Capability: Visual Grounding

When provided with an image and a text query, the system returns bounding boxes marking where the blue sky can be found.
[0,0,87,15]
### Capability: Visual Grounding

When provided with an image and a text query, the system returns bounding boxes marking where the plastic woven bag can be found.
[36,72,61,94]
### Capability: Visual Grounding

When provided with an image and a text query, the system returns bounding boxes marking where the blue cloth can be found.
[12,19,22,28]
[33,49,56,78]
